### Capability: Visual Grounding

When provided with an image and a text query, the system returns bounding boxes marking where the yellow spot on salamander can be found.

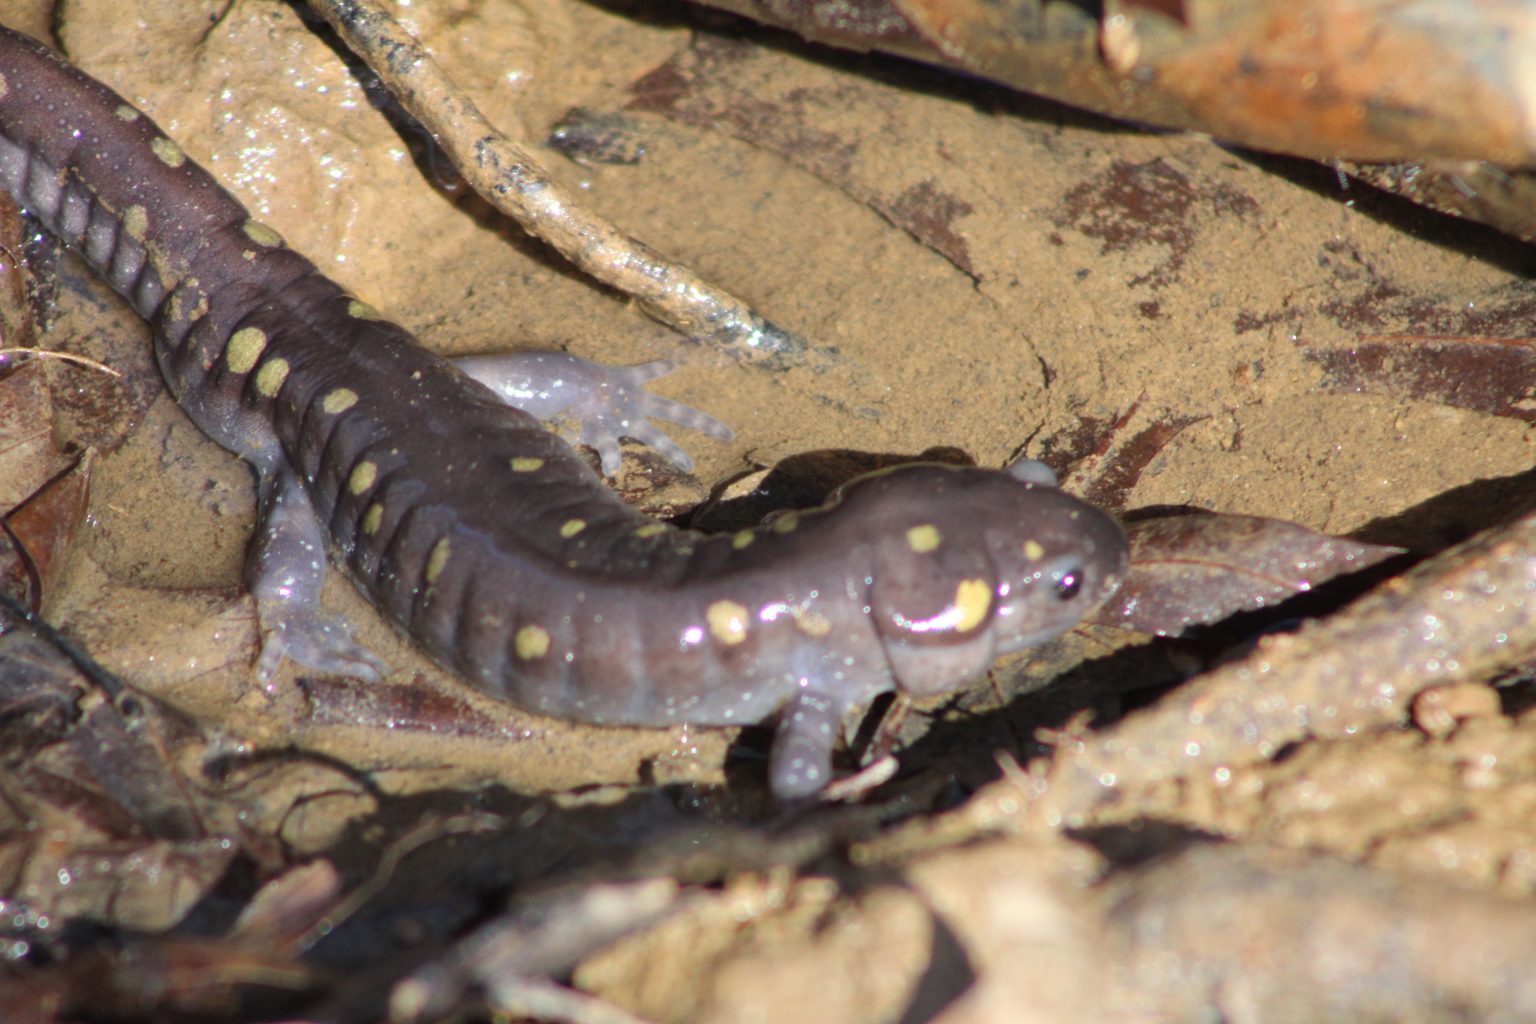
[347,299,384,320]
[560,518,587,539]
[953,578,992,633]
[0,72,9,100]
[1022,539,1045,561]
[509,457,544,472]
[322,388,358,414]
[362,503,384,535]
[771,513,799,535]
[515,624,551,660]
[348,461,378,495]
[122,205,148,241]
[242,220,283,247]
[906,524,941,553]
[169,289,208,326]
[425,537,451,584]
[706,600,750,646]
[114,104,138,122]
[145,246,170,285]
[732,530,755,550]
[225,327,267,374]
[634,523,666,539]
[253,357,290,397]
[150,136,185,168]
[793,609,832,638]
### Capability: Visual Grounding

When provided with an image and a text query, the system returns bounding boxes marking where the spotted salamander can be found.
[0,26,1127,799]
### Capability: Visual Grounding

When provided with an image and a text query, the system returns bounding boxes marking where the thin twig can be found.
[0,347,121,376]
[305,0,807,368]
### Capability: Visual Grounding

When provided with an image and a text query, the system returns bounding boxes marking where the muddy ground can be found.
[3,1,1536,1021]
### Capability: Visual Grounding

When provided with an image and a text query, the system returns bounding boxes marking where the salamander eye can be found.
[1054,568,1083,601]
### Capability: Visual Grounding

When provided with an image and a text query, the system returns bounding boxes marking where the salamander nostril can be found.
[1055,568,1083,601]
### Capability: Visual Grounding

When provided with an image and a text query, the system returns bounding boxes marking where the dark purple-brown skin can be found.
[0,27,1126,798]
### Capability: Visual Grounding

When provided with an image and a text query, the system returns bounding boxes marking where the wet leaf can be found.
[0,598,251,930]
[1304,333,1536,422]
[230,860,342,947]
[295,675,542,742]
[19,934,317,1022]
[1049,402,1204,511]
[0,360,67,514]
[1089,511,1404,636]
[2,452,93,614]
[1052,157,1260,291]
[0,836,237,933]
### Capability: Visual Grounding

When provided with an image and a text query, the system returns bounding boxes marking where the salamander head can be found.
[837,461,1127,698]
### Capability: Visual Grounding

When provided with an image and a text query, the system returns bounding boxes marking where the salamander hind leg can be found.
[249,466,388,684]
[455,351,733,476]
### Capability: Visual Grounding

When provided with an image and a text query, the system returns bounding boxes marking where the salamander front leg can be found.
[455,351,733,475]
[249,466,388,684]
[769,688,853,801]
